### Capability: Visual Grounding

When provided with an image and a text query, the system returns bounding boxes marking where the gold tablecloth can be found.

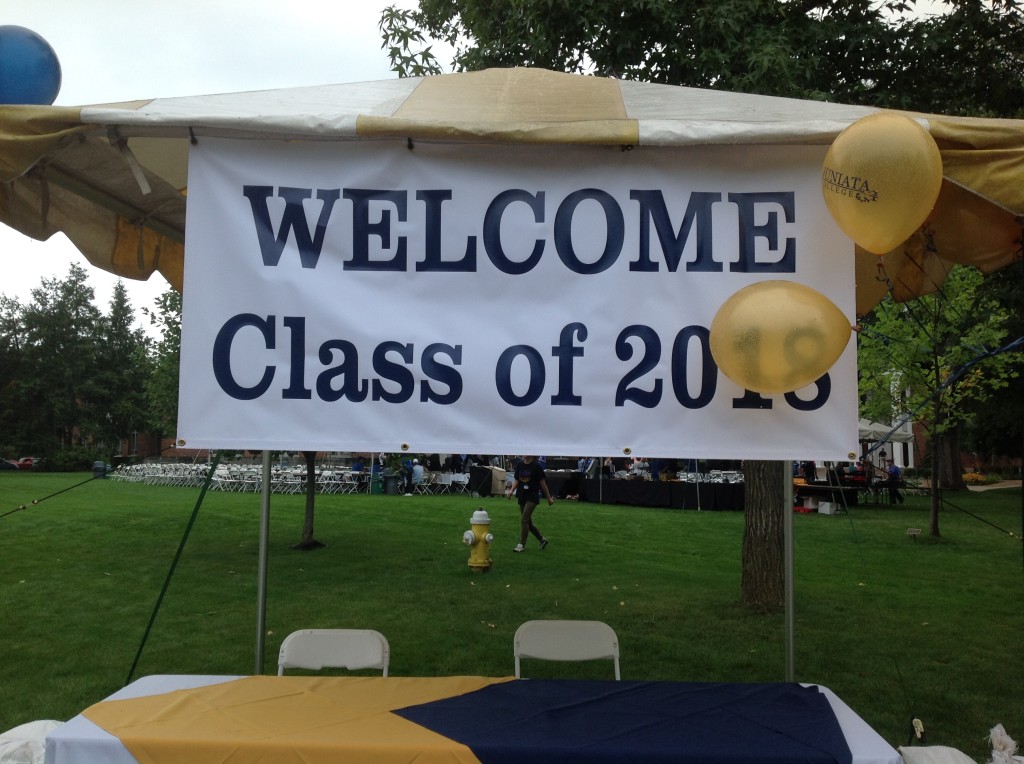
[83,675,513,764]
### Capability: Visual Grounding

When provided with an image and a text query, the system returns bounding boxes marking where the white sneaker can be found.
[513,544,525,552]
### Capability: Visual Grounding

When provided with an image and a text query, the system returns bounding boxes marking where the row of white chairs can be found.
[675,471,745,484]
[277,620,620,680]
[108,463,211,488]
[110,464,361,493]
[410,472,471,495]
[109,464,473,495]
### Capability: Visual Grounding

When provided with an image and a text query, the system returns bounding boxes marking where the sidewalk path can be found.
[967,480,1022,492]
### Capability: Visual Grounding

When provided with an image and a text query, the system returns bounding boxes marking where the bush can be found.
[48,446,107,472]
[962,471,1005,485]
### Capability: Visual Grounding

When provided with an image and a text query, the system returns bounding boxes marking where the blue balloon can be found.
[0,25,62,105]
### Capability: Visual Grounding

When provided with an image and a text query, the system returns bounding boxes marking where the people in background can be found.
[412,459,425,487]
[507,455,554,553]
[578,456,596,475]
[400,457,414,493]
[886,460,904,504]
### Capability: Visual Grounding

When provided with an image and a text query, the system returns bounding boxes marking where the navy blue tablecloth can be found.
[395,680,853,764]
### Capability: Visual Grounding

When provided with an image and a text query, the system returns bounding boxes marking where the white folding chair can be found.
[433,473,453,494]
[338,474,359,494]
[413,473,437,494]
[450,473,470,494]
[277,629,390,676]
[514,620,620,680]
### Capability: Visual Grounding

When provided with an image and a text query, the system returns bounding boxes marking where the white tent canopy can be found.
[858,419,915,444]
[3,68,1022,315]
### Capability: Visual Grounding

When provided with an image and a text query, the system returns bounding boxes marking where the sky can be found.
[1,0,447,324]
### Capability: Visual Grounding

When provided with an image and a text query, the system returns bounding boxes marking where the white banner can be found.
[178,138,857,459]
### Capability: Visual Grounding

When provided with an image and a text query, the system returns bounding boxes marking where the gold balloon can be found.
[822,112,943,255]
[709,281,852,394]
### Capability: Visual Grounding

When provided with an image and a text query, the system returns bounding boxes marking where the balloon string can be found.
[921,225,938,255]
[874,260,894,291]
[875,224,948,302]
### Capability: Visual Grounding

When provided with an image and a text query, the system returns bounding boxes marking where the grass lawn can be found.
[1,471,1021,761]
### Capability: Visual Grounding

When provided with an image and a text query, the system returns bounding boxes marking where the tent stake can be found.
[256,449,272,675]
[784,460,795,682]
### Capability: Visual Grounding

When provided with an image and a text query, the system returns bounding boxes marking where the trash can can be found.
[383,475,401,495]
[92,460,107,479]
[370,475,384,494]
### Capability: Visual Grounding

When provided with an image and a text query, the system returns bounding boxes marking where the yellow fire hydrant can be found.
[462,509,494,572]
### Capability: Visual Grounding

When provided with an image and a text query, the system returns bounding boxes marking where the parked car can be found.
[16,457,43,470]
[0,459,19,470]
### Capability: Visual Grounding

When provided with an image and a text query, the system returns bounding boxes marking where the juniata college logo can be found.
[821,166,878,203]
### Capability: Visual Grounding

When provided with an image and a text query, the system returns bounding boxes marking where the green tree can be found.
[857,265,1017,535]
[886,1,1024,116]
[17,264,103,460]
[0,295,25,457]
[381,1,1024,114]
[959,261,1024,464]
[381,0,893,95]
[91,282,152,459]
[143,289,182,440]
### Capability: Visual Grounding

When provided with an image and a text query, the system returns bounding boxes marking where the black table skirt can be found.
[544,472,581,499]
[468,470,744,510]
[469,469,582,500]
[579,478,744,510]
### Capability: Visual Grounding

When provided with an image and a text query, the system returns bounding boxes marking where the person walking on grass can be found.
[507,455,554,552]
[886,460,904,504]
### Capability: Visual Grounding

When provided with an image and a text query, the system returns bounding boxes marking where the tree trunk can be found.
[936,425,965,490]
[293,450,326,550]
[929,435,942,538]
[928,345,945,536]
[741,460,785,609]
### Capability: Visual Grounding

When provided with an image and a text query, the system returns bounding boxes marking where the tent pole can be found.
[696,460,702,511]
[256,449,272,675]
[783,460,795,681]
